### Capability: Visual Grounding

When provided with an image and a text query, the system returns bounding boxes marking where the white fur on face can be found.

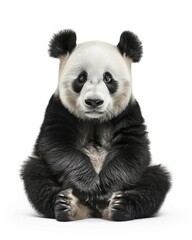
[57,41,132,120]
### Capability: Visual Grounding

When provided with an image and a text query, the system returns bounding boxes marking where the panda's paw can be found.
[55,189,92,221]
[54,189,75,221]
[110,191,129,221]
[102,190,140,221]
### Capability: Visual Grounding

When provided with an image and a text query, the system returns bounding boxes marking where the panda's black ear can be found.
[49,29,76,58]
[117,31,143,62]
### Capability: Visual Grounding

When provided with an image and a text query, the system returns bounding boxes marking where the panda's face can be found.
[58,41,132,121]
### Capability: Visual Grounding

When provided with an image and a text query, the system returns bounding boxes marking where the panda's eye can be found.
[103,72,113,83]
[78,71,87,83]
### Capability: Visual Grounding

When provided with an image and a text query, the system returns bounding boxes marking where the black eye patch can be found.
[72,71,87,93]
[103,72,118,94]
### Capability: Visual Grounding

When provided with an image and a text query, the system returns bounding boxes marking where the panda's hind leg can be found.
[21,157,91,221]
[102,165,171,221]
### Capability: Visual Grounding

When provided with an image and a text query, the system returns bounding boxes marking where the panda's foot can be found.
[54,189,73,221]
[111,190,141,221]
[102,190,142,221]
[55,189,91,221]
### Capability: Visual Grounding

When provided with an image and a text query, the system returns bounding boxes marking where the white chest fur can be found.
[83,143,108,173]
[78,122,112,173]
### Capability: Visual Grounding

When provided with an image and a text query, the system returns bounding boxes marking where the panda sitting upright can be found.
[21,30,171,221]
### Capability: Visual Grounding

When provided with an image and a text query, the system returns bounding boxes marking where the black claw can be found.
[115,193,124,198]
[112,202,125,210]
[55,198,68,205]
[56,204,70,210]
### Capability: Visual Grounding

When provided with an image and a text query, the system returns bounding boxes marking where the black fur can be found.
[21,156,61,218]
[117,31,143,62]
[21,95,171,221]
[49,29,76,58]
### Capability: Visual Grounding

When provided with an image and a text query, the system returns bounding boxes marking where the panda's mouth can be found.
[84,111,104,118]
[85,111,103,115]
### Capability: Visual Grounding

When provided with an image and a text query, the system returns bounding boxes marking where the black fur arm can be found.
[34,95,100,200]
[41,144,100,189]
[99,101,151,193]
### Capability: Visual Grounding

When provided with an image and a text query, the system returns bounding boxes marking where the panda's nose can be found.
[85,99,104,108]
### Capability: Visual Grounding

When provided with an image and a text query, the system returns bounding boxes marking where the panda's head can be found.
[49,30,142,121]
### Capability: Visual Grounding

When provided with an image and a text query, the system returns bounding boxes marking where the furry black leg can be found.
[21,158,92,221]
[102,165,171,221]
[21,157,61,218]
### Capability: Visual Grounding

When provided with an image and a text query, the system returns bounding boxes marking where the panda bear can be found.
[21,30,171,221]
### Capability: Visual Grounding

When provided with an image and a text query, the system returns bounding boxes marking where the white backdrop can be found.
[0,0,191,239]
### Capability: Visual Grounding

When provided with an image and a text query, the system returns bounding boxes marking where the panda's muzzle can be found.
[85,99,104,108]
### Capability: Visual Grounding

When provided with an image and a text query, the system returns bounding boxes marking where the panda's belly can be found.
[82,143,108,173]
